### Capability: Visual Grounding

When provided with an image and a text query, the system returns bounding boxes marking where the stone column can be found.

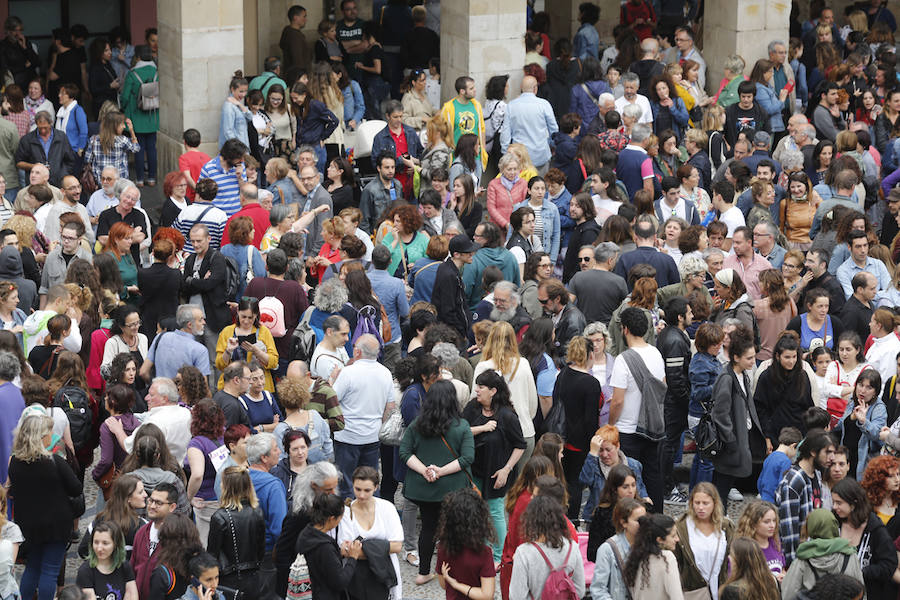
[703,0,789,95]
[157,0,244,176]
[441,0,527,107]
[546,0,618,50]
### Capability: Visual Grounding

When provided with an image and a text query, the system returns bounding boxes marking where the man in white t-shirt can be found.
[712,180,744,252]
[609,306,666,510]
[310,315,350,383]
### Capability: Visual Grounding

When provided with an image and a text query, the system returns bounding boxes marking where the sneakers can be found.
[664,488,688,505]
[728,488,744,502]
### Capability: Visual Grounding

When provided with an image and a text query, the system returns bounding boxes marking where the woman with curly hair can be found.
[103,352,146,412]
[175,365,210,407]
[861,455,900,537]
[150,227,186,271]
[271,376,332,461]
[719,537,780,600]
[147,514,204,600]
[510,495,585,599]
[436,488,497,600]
[185,399,225,546]
[92,384,139,495]
[735,499,784,580]
[381,204,429,279]
[624,513,680,599]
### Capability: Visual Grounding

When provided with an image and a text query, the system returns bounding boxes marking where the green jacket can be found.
[399,418,474,503]
[717,76,744,108]
[657,282,712,314]
[121,61,160,133]
[249,71,288,99]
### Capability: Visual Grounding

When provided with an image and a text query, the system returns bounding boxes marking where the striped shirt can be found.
[173,202,228,252]
[199,156,245,217]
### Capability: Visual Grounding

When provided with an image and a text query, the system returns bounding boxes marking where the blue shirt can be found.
[760,244,787,269]
[757,450,792,503]
[837,256,892,299]
[200,156,245,217]
[39,130,53,159]
[573,23,600,59]
[218,98,250,150]
[500,92,559,167]
[248,468,288,552]
[367,269,409,344]
[0,382,24,484]
[148,330,211,379]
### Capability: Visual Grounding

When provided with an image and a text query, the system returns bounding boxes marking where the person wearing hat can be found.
[431,234,477,341]
[781,509,865,597]
[711,267,757,338]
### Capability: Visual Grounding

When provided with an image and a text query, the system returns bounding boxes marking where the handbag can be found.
[379,405,405,446]
[440,434,480,497]
[80,160,98,195]
[683,529,723,600]
[97,462,120,500]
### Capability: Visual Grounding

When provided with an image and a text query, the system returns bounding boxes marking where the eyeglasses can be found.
[538,262,553,268]
[783,263,801,270]
[60,235,78,242]
[147,497,173,507]
[125,320,141,328]
[537,297,550,304]
[579,256,592,262]
[101,176,116,182]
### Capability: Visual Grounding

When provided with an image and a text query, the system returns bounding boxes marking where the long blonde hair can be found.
[12,413,52,463]
[688,482,726,532]
[481,321,521,378]
[219,466,259,510]
[426,114,453,150]
[507,143,535,173]
[99,112,126,154]
[736,499,781,550]
[307,62,342,112]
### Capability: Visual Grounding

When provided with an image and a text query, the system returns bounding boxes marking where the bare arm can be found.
[186,447,206,500]
[608,387,626,425]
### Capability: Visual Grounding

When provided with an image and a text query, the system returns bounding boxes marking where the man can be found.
[664,27,706,89]
[813,82,845,142]
[370,100,423,196]
[614,73,653,125]
[609,306,667,510]
[199,138,249,217]
[836,230,891,299]
[753,221,787,269]
[21,283,72,351]
[463,222,520,308]
[221,184,269,248]
[614,215,680,290]
[120,48,159,186]
[767,40,796,116]
[811,170,860,238]
[368,245,409,367]
[360,153,402,234]
[13,162,62,211]
[39,220,91,303]
[710,181,744,252]
[489,280,532,336]
[86,167,119,232]
[421,188,462,237]
[722,226,772,299]
[44,175,93,245]
[773,116,814,164]
[724,81,769,147]
[500,75,558,175]
[737,158,786,218]
[803,7,842,68]
[432,234,476,340]
[250,55,289,100]
[583,94,617,137]
[14,110,74,187]
[702,247,725,299]
[881,188,900,248]
[441,76,487,166]
[630,37,666,97]
[118,378,192,462]
[310,315,349,382]
[297,165,333,257]
[286,360,345,432]
[655,176,701,224]
[400,5,439,71]
[657,297,693,505]
[741,133,783,181]
[183,224,231,360]
[0,108,17,203]
[568,242,628,325]
[616,124,655,200]
[174,178,228,252]
[839,272,876,344]
[131,483,178,600]
[776,429,835,566]
[538,278,587,355]
[658,254,714,309]
[712,138,751,185]
[142,304,210,380]
[336,0,366,78]
[246,433,288,553]
[563,194,602,283]
[801,248,846,315]
[0,351,22,488]
[96,181,151,264]
[0,17,40,88]
[332,334,394,498]
[213,361,252,428]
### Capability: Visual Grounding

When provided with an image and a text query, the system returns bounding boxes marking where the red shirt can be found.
[436,544,495,600]
[315,243,342,283]
[179,150,212,201]
[390,127,411,198]
[221,203,270,248]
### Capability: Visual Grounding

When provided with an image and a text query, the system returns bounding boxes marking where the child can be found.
[823,332,873,428]
[808,346,831,412]
[757,426,802,503]
[179,552,225,600]
[606,65,624,99]
[736,500,786,582]
[178,128,211,202]
[75,521,138,600]
[803,406,832,432]
[296,493,362,599]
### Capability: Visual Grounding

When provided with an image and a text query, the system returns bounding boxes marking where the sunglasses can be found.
[538,298,550,304]
[579,256,592,262]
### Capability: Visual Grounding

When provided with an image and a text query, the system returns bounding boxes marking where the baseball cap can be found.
[449,234,479,254]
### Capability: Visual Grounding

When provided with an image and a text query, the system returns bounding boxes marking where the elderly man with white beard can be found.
[86,166,121,235]
[488,280,532,337]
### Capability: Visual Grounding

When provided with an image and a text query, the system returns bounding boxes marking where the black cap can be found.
[449,234,478,254]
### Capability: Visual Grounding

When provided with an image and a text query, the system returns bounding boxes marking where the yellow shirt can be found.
[215,324,279,391]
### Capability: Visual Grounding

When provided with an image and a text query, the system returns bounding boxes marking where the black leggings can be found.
[411,499,442,576]
[561,448,587,520]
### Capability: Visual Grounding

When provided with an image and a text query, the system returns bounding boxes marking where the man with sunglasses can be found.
[568,242,628,326]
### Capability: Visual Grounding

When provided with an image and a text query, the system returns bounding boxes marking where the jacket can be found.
[14,128,75,186]
[57,101,88,152]
[834,397,887,479]
[650,97,690,141]
[689,351,721,418]
[419,141,452,187]
[295,524,357,600]
[182,250,231,333]
[513,198,561,262]
[710,367,767,478]
[552,303,587,357]
[347,538,397,600]
[370,123,424,169]
[712,293,757,340]
[39,245,92,295]
[132,521,158,599]
[299,185,333,256]
[673,515,735,593]
[874,111,895,153]
[579,451,648,526]
[486,178,528,229]
[781,548,865,600]
[856,512,899,600]
[0,246,36,312]
[207,505,266,578]
[422,207,463,238]
[755,82,786,133]
[463,247,521,308]
[569,80,612,130]
[657,325,691,410]
[654,197,701,225]
[248,468,288,553]
[296,99,339,145]
[219,98,250,149]
[359,177,403,233]
[563,219,602,283]
[754,364,814,443]
[137,262,183,338]
[550,131,578,176]
[591,533,631,600]
[120,61,160,133]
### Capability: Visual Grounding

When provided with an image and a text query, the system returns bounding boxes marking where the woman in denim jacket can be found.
[688,322,725,489]
[834,368,887,479]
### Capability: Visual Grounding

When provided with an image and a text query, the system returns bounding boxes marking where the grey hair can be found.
[176,304,200,329]
[383,99,403,116]
[622,103,644,121]
[597,92,615,106]
[297,144,317,157]
[594,241,619,264]
[631,123,652,143]
[114,178,139,199]
[0,350,21,381]
[722,318,744,329]
[314,278,349,312]
[621,72,640,85]
[498,152,520,170]
[780,149,805,171]
[767,40,786,54]
[246,432,277,466]
[270,204,293,226]
[34,110,53,124]
[292,461,340,513]
[678,255,708,281]
[723,55,745,74]
[240,184,258,201]
[152,377,179,403]
[493,280,520,305]
[755,220,778,238]
[190,223,210,238]
[800,124,816,139]
[355,334,380,360]
[702,247,725,262]
[431,342,460,368]
[583,322,610,347]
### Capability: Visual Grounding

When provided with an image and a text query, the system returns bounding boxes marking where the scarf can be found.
[500,176,519,192]
[56,100,78,133]
[795,509,856,559]
[24,95,44,118]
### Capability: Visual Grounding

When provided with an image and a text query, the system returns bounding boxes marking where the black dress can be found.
[461,402,526,499]
[138,262,182,340]
[330,185,355,214]
[89,61,119,113]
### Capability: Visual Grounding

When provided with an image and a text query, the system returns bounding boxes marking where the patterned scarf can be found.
[24,95,45,119]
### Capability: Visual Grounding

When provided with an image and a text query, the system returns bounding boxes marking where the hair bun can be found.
[233,69,244,78]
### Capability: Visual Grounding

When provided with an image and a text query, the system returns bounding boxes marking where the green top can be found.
[717,76,744,108]
[114,251,139,305]
[796,509,856,559]
[120,63,160,133]
[399,418,474,503]
[382,231,430,277]
[450,98,480,145]
[249,71,288,99]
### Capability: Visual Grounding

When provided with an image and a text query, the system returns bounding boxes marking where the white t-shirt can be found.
[354,228,374,261]
[310,344,349,381]
[719,205,746,237]
[610,344,665,434]
[338,498,404,600]
[593,196,622,217]
[509,235,544,264]
[659,198,686,221]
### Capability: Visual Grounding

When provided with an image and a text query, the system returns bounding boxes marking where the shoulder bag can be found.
[605,537,633,600]
[440,434,480,497]
[683,529,722,600]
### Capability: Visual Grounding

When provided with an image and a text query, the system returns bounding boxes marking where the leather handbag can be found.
[97,462,120,500]
[683,530,723,600]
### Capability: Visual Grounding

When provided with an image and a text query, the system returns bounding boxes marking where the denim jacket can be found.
[342,81,365,127]
[689,351,721,418]
[835,398,887,479]
[513,198,561,262]
[590,532,631,600]
[579,451,648,521]
[755,82,786,133]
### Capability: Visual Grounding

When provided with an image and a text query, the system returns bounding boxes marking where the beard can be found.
[490,305,517,323]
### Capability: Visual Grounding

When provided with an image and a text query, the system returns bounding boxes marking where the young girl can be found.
[180,552,226,600]
[591,498,646,600]
[835,368,887,479]
[76,522,138,600]
[809,346,832,413]
[702,105,728,170]
[246,89,273,166]
[436,488,496,600]
[296,493,363,599]
[825,332,874,428]
[719,537,781,600]
[675,483,733,599]
[623,514,682,600]
[587,464,641,563]
[736,500,785,581]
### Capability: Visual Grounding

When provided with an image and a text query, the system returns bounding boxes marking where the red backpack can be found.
[530,541,579,600]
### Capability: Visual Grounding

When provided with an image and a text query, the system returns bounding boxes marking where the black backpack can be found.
[53,385,93,450]
[217,250,241,302]
[289,307,317,364]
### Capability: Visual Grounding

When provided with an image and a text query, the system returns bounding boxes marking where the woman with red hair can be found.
[158,171,190,228]
[151,227,186,271]
[104,221,139,304]
[186,399,226,546]
[861,455,900,537]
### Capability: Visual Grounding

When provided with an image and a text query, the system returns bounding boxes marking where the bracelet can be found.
[466,586,472,598]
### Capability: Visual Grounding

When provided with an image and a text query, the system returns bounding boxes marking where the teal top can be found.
[114,251,139,305]
[399,418,474,503]
[382,230,430,277]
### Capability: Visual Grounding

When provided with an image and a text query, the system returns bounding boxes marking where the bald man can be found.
[500,75,559,175]
[43,175,94,245]
[773,114,812,164]
[14,163,62,210]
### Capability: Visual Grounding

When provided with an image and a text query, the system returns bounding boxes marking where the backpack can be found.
[258,279,287,338]
[289,306,318,364]
[216,250,241,302]
[530,541,579,600]
[620,349,667,442]
[351,305,384,349]
[694,400,723,459]
[53,385,93,451]
[286,553,312,600]
[133,68,159,111]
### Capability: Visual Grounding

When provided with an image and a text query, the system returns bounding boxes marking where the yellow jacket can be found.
[441,97,488,168]
[215,324,279,391]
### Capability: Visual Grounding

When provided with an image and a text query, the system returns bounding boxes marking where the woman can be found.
[436,488,496,600]
[27,313,69,378]
[660,217,686,264]
[808,140,835,186]
[874,89,900,152]
[296,494,363,600]
[866,309,900,385]
[220,217,266,301]
[76,521,138,600]
[786,288,844,353]
[239,362,282,433]
[570,57,609,129]
[148,514,204,600]
[649,75,690,142]
[271,376,332,461]
[861,456,900,537]
[580,424,649,524]
[214,297,278,391]
[709,328,766,508]
[103,222,140,304]
[518,176,561,263]
[332,63,364,133]
[314,20,341,63]
[92,384,140,494]
[735,499,784,580]
[382,205,429,279]
[624,513,682,600]
[781,509,865,600]
[399,379,475,585]
[487,153,528,230]
[3,213,44,290]
[0,280,26,346]
[78,474,147,560]
[120,428,189,515]
[519,318,559,436]
[55,83,88,157]
[260,204,295,252]
[857,89,883,128]
[419,115,453,191]
[325,157,356,215]
[265,85,294,161]
[591,498,647,600]
[683,59,712,111]
[677,164,711,222]
[654,129,687,179]
[719,537,780,600]
[185,399,225,547]
[2,84,33,138]
[106,353,147,413]
[755,332,814,451]
[824,332,873,426]
[264,158,303,207]
[270,429,312,501]
[520,253,553,320]
[20,375,72,458]
[9,414,82,600]
[835,368,886,479]
[212,424,252,498]
[308,63,345,160]
[672,483,734,599]
[207,466,266,596]
[291,82,339,174]
[84,111,140,187]
[831,477,899,600]
[137,239,181,339]
[782,172,821,250]
[448,133,483,190]
[463,371,526,563]
[220,71,250,149]
[87,37,119,112]
[711,269,757,339]
[587,463,645,563]
[100,305,148,379]
[745,180,777,233]
[400,69,435,131]
[608,277,660,356]
[450,175,482,239]
[158,171,189,229]
[24,78,53,124]
[483,74,508,166]
[749,59,787,137]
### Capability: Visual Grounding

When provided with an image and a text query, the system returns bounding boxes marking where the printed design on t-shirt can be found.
[736,116,757,132]
[104,582,123,600]
[457,111,477,135]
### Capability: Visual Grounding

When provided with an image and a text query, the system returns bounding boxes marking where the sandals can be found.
[405,551,420,567]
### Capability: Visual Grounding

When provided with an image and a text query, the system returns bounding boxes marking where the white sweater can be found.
[472,356,538,438]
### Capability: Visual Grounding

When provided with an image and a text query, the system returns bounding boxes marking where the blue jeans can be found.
[314,145,327,175]
[333,440,380,499]
[688,417,714,490]
[19,540,67,600]
[135,132,158,182]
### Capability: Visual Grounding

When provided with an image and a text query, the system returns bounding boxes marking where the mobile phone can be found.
[784,80,795,94]
[237,333,257,346]
[190,576,201,588]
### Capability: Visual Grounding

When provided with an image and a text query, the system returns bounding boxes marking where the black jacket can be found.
[269,457,298,502]
[563,220,601,283]
[657,326,691,408]
[551,303,587,357]
[14,128,76,186]
[138,263,183,340]
[0,38,40,88]
[839,295,874,346]
[0,245,36,312]
[207,505,266,582]
[182,249,231,332]
[274,511,311,598]
[431,259,470,341]
[348,538,396,600]
[800,271,846,315]
[295,524,357,600]
[686,150,713,193]
[856,512,899,600]
[753,363,814,442]
[710,368,766,478]
[506,232,533,258]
